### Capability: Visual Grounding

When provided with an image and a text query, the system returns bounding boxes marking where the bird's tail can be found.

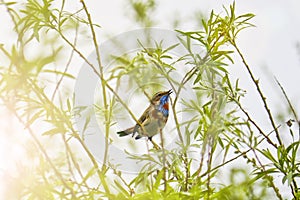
[116,127,135,137]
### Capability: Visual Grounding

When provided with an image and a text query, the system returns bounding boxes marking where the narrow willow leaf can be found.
[114,180,130,196]
[42,127,64,136]
[42,69,75,79]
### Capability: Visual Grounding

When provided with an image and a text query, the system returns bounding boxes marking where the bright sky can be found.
[93,0,300,110]
[0,0,300,198]
[83,0,300,126]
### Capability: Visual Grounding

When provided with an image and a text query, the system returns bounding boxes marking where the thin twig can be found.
[231,40,282,146]
[2,98,76,197]
[80,0,111,171]
[233,98,277,148]
[206,138,214,200]
[275,77,300,137]
[244,148,283,200]
[63,134,90,191]
[200,123,280,178]
[51,0,78,101]
[159,129,167,192]
[28,79,111,194]
[51,27,78,101]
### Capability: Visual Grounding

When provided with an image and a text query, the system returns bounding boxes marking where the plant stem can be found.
[275,77,300,137]
[28,79,112,195]
[3,99,76,198]
[231,40,283,146]
[80,0,111,172]
[232,98,277,148]
[159,129,167,193]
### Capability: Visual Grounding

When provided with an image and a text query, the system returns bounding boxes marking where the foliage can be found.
[0,0,299,199]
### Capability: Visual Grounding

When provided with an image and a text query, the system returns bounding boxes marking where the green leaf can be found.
[282,172,293,186]
[67,98,71,111]
[82,114,91,135]
[26,109,45,127]
[82,167,96,184]
[261,148,277,163]
[43,127,64,135]
[216,65,228,73]
[193,73,202,84]
[153,169,164,190]
[236,13,255,20]
[0,1,17,6]
[114,180,129,196]
[42,69,75,79]
[162,43,179,54]
[202,19,208,33]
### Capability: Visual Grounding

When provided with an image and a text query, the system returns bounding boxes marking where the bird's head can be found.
[151,89,172,108]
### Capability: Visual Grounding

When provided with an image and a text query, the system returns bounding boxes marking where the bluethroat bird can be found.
[117,89,172,141]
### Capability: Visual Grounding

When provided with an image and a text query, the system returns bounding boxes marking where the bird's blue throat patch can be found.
[158,95,170,116]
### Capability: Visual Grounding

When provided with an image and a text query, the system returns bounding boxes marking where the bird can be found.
[117,89,172,141]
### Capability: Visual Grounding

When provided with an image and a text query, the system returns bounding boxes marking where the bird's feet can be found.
[149,138,161,150]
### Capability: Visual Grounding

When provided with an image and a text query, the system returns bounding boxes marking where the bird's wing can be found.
[137,105,152,125]
[135,107,152,136]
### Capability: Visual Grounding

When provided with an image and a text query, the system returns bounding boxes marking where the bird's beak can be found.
[167,89,172,95]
